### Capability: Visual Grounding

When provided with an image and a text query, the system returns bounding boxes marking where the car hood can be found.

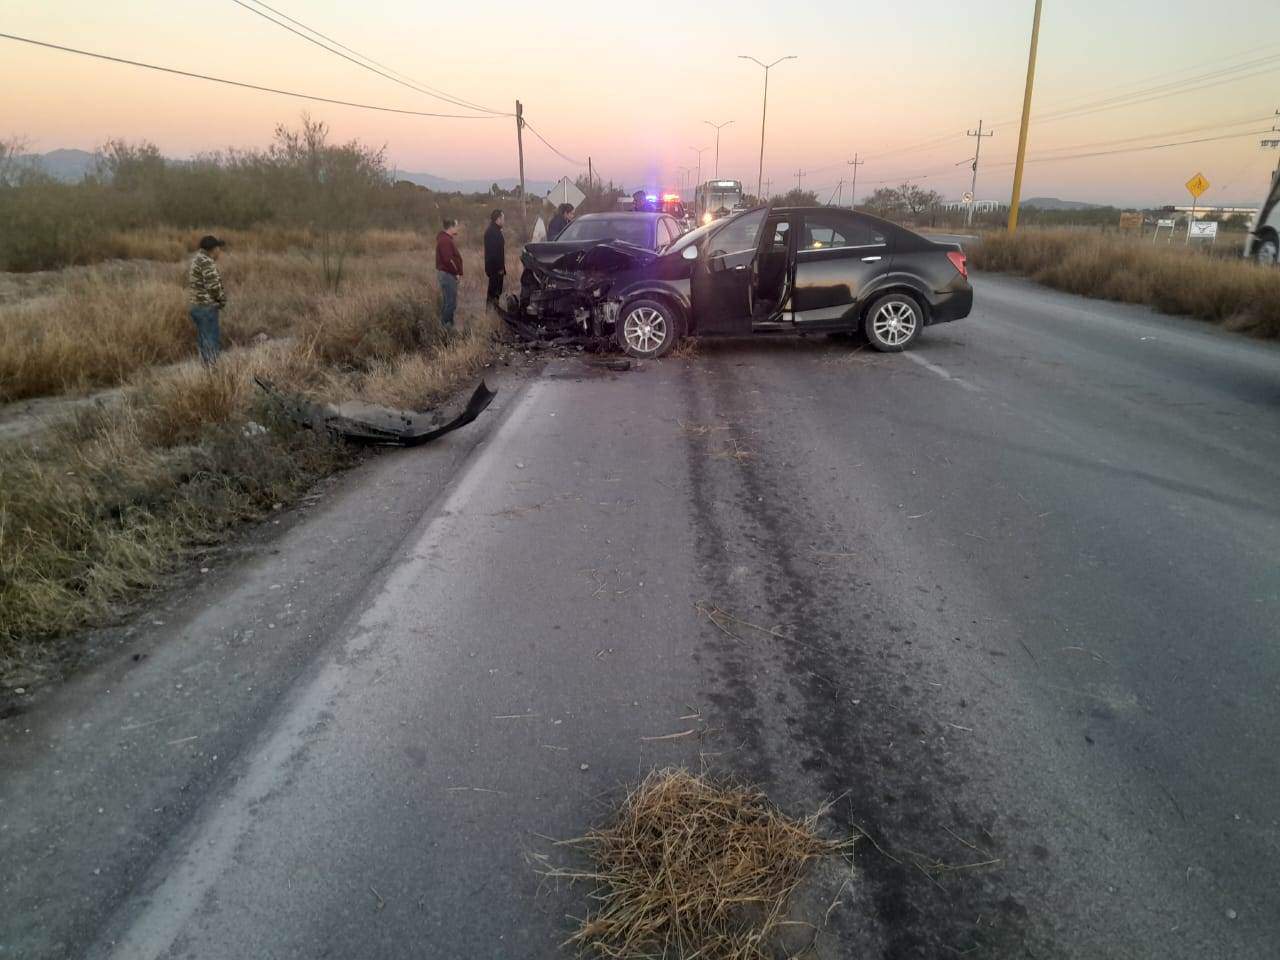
[522,239,659,275]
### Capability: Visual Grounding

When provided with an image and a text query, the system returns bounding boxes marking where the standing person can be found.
[483,209,506,307]
[548,203,574,239]
[632,189,648,212]
[187,235,227,365]
[435,218,463,329]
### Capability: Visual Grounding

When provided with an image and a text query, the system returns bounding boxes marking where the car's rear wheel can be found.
[1256,235,1278,267]
[864,293,922,352]
[617,299,680,358]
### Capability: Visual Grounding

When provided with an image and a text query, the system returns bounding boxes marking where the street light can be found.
[690,146,708,195]
[703,120,734,179]
[738,54,797,202]
[677,165,694,198]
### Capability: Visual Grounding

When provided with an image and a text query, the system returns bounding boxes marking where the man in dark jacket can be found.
[435,218,463,328]
[548,203,574,239]
[483,209,505,306]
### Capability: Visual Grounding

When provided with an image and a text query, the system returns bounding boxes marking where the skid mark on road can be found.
[904,351,981,392]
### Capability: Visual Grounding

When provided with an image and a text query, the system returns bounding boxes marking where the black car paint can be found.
[516,206,971,340]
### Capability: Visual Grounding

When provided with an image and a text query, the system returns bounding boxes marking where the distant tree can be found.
[777,188,819,206]
[267,115,389,291]
[95,139,166,191]
[0,136,31,187]
[574,175,624,215]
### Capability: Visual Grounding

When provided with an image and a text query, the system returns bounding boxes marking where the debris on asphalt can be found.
[254,378,497,447]
[539,767,849,960]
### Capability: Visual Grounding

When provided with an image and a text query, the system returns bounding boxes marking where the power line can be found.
[230,0,508,116]
[0,32,496,119]
[521,119,586,167]
[997,127,1273,166]
[819,44,1280,177]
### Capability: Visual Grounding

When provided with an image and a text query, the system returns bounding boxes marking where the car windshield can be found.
[556,217,651,247]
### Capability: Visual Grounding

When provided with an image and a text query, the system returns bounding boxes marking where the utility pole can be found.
[739,55,798,203]
[847,154,864,210]
[1007,0,1043,233]
[1266,111,1280,179]
[965,120,994,226]
[678,165,693,199]
[690,146,707,193]
[704,120,734,179]
[795,169,805,192]
[587,156,593,190]
[835,179,844,207]
[515,99,527,235]
[763,178,772,200]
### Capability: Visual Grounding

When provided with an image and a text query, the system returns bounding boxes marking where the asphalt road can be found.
[3,274,1279,959]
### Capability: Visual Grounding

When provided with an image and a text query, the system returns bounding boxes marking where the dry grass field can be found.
[0,224,506,681]
[969,229,1280,337]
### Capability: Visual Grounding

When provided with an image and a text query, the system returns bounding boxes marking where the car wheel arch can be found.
[859,283,930,326]
[619,288,689,334]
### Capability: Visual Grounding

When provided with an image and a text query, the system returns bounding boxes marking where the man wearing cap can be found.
[188,235,227,364]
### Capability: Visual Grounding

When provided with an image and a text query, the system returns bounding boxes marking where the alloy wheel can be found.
[623,307,668,355]
[872,300,918,347]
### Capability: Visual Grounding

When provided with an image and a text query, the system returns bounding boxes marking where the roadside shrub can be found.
[971,230,1280,337]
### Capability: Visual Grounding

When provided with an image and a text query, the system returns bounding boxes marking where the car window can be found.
[556,217,651,247]
[766,219,791,251]
[667,217,723,254]
[708,209,767,256]
[654,218,672,248]
[800,212,886,250]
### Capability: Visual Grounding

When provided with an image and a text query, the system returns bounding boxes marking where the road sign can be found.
[1185,172,1210,198]
[1188,220,1218,239]
[1119,211,1143,231]
[961,191,974,204]
[1156,218,1175,228]
[545,176,585,207]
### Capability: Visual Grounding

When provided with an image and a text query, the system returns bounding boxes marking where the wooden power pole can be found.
[515,99,527,235]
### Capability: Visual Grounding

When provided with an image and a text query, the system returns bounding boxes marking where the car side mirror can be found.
[681,245,699,261]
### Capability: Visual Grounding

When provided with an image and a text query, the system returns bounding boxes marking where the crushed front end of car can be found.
[501,241,656,346]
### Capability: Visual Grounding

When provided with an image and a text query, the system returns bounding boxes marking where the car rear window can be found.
[800,213,887,250]
[557,218,652,247]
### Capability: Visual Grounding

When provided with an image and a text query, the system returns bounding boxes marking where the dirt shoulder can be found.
[0,364,534,959]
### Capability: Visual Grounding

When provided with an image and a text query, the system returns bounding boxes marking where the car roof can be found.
[577,211,666,221]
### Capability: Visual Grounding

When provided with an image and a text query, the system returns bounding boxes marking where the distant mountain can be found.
[1020,196,1106,210]
[20,148,97,182]
[393,171,557,196]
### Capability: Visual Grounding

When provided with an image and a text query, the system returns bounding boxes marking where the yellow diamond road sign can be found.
[1185,172,1209,199]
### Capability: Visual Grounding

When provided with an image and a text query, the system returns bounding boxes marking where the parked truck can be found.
[1244,170,1280,266]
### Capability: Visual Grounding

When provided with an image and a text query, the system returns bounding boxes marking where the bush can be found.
[970,230,1280,337]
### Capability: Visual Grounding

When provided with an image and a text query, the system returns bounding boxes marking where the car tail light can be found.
[946,250,968,278]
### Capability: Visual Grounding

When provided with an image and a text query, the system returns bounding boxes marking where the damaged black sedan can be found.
[509,206,973,358]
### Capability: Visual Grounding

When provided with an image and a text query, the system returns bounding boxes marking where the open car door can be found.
[689,208,768,335]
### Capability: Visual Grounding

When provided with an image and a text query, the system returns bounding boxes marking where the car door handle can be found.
[861,256,882,262]
[734,264,747,271]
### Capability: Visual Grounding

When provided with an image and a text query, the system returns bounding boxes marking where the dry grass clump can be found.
[546,768,847,960]
[971,229,1280,337]
[0,233,445,402]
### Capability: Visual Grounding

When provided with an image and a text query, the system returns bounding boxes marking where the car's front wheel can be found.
[1255,235,1278,267]
[864,293,922,352]
[617,299,680,358]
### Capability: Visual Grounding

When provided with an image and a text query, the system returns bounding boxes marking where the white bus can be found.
[694,179,744,225]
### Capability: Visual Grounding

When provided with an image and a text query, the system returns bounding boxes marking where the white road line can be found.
[100,383,544,960]
[904,351,981,392]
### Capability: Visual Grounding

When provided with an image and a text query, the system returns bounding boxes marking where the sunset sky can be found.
[4,0,1280,206]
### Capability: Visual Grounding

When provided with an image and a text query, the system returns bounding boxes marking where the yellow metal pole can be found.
[1007,0,1044,233]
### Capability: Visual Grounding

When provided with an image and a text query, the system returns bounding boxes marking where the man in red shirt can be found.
[435,218,464,328]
